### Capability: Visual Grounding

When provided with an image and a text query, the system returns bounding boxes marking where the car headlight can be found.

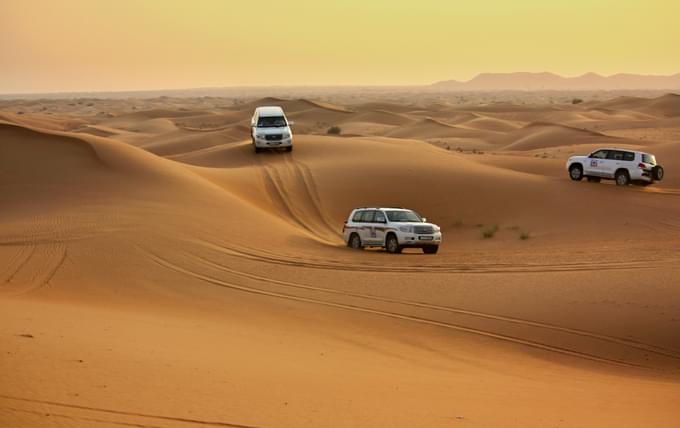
[256,134,265,138]
[399,226,413,233]
[282,132,290,138]
[433,225,441,232]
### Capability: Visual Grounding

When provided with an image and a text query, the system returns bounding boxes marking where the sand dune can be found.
[2,93,680,427]
[502,122,629,151]
[592,93,680,117]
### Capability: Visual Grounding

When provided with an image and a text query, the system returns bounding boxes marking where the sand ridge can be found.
[2,92,680,427]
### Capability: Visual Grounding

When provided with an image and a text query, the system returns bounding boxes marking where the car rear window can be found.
[642,154,657,165]
[352,211,364,222]
[362,210,376,223]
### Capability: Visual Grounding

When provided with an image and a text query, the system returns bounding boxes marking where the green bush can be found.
[481,224,498,239]
[327,126,342,135]
[519,231,530,240]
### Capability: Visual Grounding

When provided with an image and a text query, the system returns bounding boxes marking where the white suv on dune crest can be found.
[343,208,442,254]
[566,148,664,186]
[251,106,293,153]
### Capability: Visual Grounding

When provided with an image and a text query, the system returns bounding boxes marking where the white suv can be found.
[566,148,664,186]
[251,106,293,153]
[342,208,442,254]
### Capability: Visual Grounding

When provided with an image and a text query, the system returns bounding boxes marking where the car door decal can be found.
[591,160,598,167]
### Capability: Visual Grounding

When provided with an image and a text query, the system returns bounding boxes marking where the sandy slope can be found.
[2,93,680,427]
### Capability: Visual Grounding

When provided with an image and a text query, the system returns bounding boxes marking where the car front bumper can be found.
[398,232,442,246]
[254,137,293,148]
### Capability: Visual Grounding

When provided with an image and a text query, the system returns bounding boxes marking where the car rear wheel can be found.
[569,164,583,181]
[423,246,439,254]
[653,165,664,181]
[349,233,362,250]
[385,234,402,254]
[615,170,630,186]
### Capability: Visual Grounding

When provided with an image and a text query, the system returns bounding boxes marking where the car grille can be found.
[265,134,282,141]
[413,225,434,234]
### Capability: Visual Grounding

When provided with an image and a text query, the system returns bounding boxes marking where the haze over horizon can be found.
[2,0,679,94]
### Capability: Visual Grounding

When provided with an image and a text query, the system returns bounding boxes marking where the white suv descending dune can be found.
[342,208,442,254]
[251,106,293,153]
[566,148,664,186]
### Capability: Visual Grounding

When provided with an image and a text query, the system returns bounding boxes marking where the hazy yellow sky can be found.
[1,0,679,93]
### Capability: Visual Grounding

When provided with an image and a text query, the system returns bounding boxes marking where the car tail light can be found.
[638,163,646,169]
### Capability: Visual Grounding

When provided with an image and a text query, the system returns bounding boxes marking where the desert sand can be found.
[2,92,680,427]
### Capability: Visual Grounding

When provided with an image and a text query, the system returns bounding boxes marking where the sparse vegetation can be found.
[519,231,530,240]
[327,126,342,135]
[481,224,498,239]
[572,98,584,105]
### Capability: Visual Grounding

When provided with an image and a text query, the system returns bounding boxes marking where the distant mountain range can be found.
[432,72,680,90]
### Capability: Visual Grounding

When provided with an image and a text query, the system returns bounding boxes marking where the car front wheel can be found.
[385,234,402,254]
[569,164,583,181]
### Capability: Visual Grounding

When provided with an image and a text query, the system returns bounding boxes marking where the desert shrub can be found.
[481,224,498,239]
[519,231,530,240]
[327,126,341,135]
[572,98,584,105]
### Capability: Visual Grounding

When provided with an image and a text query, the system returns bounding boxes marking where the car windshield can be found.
[642,153,657,165]
[385,210,422,222]
[257,116,287,128]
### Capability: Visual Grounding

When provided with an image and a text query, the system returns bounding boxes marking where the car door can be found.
[605,150,626,177]
[357,210,376,243]
[585,149,609,177]
[372,210,388,245]
[621,150,636,172]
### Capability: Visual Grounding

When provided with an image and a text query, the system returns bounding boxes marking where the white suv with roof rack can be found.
[251,106,293,153]
[342,207,442,254]
[566,148,664,186]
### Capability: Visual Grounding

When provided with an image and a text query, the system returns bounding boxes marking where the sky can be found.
[1,0,679,94]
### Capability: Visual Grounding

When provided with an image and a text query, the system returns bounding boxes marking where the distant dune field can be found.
[2,92,680,427]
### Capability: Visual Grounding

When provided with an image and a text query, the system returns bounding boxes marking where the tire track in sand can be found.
[258,156,340,243]
[140,246,662,370]
[179,248,680,361]
[0,395,257,428]
[184,236,664,275]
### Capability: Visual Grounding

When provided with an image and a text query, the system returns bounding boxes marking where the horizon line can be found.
[3,71,680,98]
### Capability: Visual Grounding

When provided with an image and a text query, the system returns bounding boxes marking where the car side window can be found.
[591,150,608,159]
[352,211,364,222]
[622,152,635,162]
[363,210,376,223]
[374,211,386,223]
[607,151,624,161]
